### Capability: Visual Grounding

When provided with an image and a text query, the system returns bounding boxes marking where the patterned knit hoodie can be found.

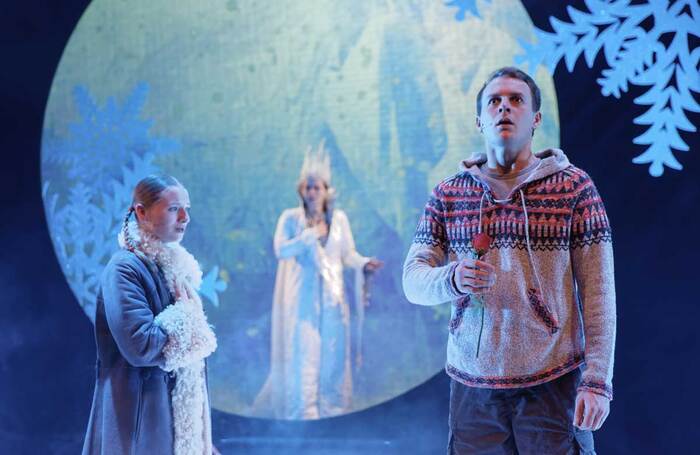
[403,148,616,399]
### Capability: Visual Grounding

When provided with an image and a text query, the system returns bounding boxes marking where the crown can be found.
[299,139,332,184]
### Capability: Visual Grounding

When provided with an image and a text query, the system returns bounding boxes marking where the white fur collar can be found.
[119,221,202,295]
[121,221,213,454]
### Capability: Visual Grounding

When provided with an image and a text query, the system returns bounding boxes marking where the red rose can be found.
[472,232,492,258]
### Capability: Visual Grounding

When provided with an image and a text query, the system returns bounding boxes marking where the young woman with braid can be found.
[82,175,219,455]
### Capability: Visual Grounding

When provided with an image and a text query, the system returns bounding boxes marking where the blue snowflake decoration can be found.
[517,0,700,177]
[445,0,490,21]
[199,265,228,308]
[44,83,180,190]
[43,83,226,320]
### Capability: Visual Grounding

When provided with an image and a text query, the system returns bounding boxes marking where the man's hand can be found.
[454,257,496,294]
[574,390,610,431]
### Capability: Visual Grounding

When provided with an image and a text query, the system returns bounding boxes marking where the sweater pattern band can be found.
[413,167,612,254]
[446,353,585,388]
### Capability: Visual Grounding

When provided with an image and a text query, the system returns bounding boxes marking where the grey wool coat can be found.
[82,249,175,455]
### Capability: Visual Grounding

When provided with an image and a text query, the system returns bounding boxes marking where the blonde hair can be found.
[121,174,182,250]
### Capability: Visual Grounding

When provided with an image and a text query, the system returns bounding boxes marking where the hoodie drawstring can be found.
[520,189,552,321]
[478,191,487,234]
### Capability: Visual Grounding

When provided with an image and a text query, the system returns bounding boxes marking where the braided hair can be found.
[122,206,137,251]
[121,174,182,251]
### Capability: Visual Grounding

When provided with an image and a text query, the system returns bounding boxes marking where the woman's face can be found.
[136,185,191,243]
[301,176,328,212]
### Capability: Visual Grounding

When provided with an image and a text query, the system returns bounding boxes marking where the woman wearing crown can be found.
[252,141,382,420]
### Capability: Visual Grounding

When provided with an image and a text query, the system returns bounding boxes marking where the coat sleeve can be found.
[402,184,464,306]
[570,176,617,400]
[274,210,319,259]
[102,259,168,367]
[153,296,217,372]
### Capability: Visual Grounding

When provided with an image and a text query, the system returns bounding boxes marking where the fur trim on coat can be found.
[120,221,216,455]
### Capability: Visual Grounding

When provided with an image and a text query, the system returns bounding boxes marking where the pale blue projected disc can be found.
[41,0,559,418]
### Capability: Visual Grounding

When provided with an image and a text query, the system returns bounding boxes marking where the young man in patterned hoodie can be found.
[403,67,616,454]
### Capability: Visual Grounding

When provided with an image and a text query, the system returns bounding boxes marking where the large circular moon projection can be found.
[42,0,559,418]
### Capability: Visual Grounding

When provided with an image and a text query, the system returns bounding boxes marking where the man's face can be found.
[477,76,541,152]
[137,185,191,243]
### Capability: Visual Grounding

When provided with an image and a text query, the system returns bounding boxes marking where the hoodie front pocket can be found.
[526,288,559,335]
[449,296,471,334]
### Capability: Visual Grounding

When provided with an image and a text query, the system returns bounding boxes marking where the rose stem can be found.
[476,306,484,358]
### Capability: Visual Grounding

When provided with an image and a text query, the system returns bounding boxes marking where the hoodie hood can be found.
[459,148,571,184]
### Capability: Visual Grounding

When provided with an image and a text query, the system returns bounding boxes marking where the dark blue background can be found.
[2,1,698,453]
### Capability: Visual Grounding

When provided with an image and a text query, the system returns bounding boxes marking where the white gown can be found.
[253,207,369,419]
